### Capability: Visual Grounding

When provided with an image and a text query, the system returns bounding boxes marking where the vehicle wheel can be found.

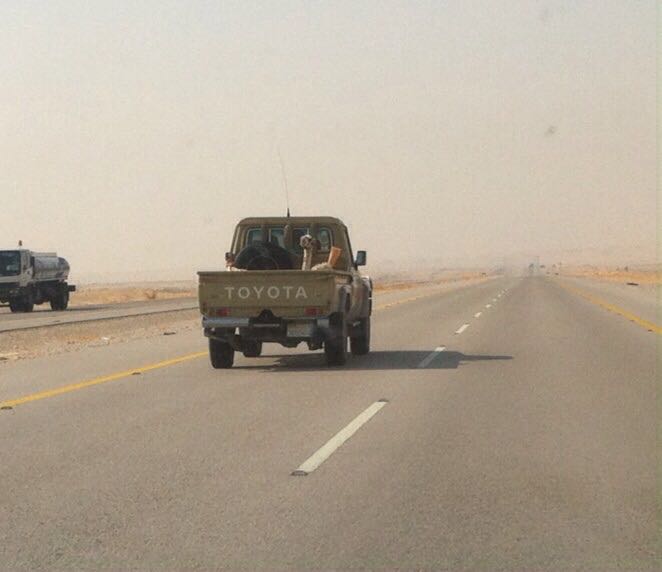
[21,290,35,313]
[351,318,371,356]
[242,340,263,358]
[209,339,235,369]
[50,290,69,311]
[9,299,22,313]
[325,333,348,366]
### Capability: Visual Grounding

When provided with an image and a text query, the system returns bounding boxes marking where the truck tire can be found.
[234,243,294,271]
[50,289,69,311]
[325,333,348,366]
[350,318,371,356]
[12,292,34,313]
[242,340,263,358]
[209,339,235,369]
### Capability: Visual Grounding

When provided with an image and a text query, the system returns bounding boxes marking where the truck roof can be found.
[237,216,347,227]
[1,249,57,257]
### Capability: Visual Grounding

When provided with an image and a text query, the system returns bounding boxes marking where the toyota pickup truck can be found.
[198,216,372,368]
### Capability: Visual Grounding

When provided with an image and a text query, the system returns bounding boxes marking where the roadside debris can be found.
[0,352,19,362]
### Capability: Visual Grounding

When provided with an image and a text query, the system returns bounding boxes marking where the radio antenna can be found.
[277,147,291,217]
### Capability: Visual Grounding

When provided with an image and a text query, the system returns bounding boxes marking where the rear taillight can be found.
[305,307,323,317]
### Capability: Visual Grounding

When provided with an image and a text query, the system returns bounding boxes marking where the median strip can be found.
[292,400,388,476]
[0,351,207,409]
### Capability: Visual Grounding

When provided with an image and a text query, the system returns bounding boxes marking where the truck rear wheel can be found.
[22,290,34,312]
[9,299,22,313]
[209,339,235,369]
[242,340,263,358]
[325,334,348,366]
[50,290,69,311]
[351,318,371,356]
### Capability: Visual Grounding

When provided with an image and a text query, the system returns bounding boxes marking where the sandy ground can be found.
[0,273,490,363]
[71,281,196,306]
[70,271,487,305]
[0,310,199,362]
[559,265,660,285]
[373,271,488,292]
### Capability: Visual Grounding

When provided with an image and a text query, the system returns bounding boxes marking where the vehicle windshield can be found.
[0,251,20,276]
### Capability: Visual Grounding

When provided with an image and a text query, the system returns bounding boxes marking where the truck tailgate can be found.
[198,270,350,318]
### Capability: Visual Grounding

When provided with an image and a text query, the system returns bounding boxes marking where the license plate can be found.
[287,322,313,338]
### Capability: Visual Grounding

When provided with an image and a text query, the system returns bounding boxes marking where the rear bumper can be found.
[202,316,330,338]
[202,317,250,329]
[202,316,332,347]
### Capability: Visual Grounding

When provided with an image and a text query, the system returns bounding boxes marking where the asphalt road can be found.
[0,297,199,333]
[0,276,657,571]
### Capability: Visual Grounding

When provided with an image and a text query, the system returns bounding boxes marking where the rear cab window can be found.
[244,226,333,254]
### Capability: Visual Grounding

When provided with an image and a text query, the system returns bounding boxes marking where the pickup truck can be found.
[198,216,372,367]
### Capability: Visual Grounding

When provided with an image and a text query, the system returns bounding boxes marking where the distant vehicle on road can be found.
[198,216,372,368]
[0,249,75,312]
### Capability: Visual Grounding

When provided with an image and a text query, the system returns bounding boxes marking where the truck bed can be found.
[198,269,351,319]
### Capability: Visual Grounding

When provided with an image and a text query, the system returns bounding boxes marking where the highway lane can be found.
[0,278,484,334]
[0,277,656,570]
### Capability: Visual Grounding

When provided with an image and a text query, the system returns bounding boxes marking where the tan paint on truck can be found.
[197,216,372,367]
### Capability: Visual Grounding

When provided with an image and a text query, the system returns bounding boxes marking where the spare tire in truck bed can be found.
[234,242,294,270]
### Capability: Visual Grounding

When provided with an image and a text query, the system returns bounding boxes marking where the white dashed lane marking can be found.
[455,324,470,335]
[417,346,447,369]
[292,401,388,476]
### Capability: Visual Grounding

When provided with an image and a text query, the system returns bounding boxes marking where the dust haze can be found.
[0,1,655,283]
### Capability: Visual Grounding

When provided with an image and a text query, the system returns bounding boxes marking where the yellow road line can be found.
[374,278,494,311]
[559,283,661,334]
[2,290,441,409]
[1,281,485,409]
[375,293,431,310]
[0,351,207,409]
[375,288,459,310]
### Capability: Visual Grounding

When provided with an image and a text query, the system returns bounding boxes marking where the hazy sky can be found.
[0,1,656,281]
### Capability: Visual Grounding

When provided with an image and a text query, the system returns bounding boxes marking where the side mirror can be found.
[355,251,367,267]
